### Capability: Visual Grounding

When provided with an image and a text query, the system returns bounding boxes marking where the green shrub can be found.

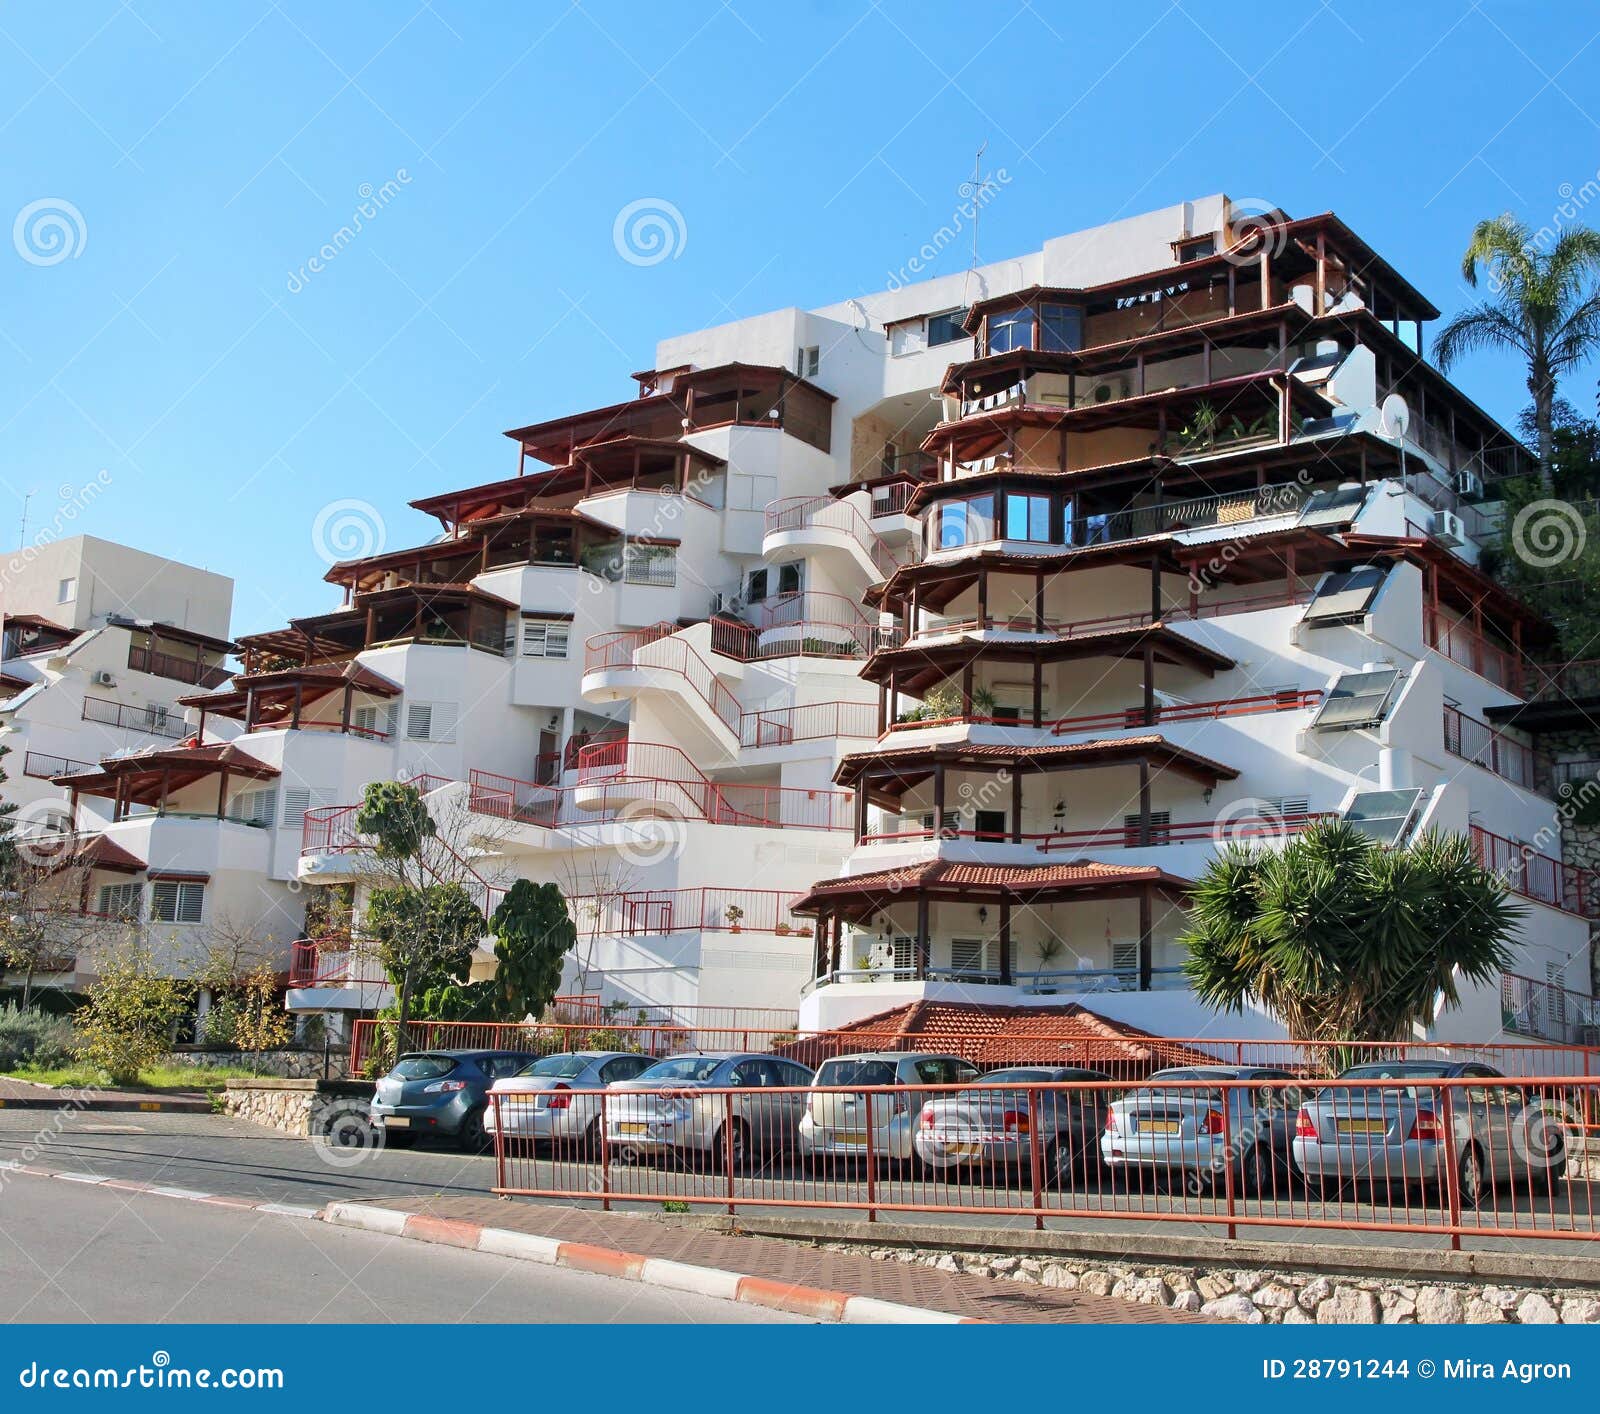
[0,1004,79,1070]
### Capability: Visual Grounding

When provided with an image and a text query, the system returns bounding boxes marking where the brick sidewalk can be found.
[0,1078,212,1113]
[342,1194,1211,1323]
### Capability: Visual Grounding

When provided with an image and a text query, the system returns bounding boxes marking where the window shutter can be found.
[406,704,432,740]
[280,787,335,829]
[1111,940,1139,977]
[430,703,458,742]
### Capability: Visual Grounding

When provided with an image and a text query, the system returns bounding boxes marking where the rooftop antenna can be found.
[962,141,990,306]
[17,490,33,551]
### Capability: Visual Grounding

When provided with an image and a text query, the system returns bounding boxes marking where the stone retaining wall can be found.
[165,1049,345,1080]
[819,1242,1600,1324]
[222,1078,374,1136]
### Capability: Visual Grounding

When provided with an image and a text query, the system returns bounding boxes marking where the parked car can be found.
[1292,1061,1567,1204]
[913,1066,1110,1185]
[482,1051,654,1152]
[799,1052,982,1165]
[604,1052,815,1169]
[370,1050,533,1151]
[1101,1065,1301,1194]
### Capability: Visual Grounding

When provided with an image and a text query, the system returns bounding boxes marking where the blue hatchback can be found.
[370,1050,532,1151]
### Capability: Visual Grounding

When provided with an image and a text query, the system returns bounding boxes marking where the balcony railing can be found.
[81,695,188,739]
[23,750,96,779]
[288,937,387,989]
[1500,970,1598,1045]
[738,700,879,749]
[1443,705,1545,793]
[127,645,231,689]
[567,887,808,938]
[467,767,853,833]
[584,623,743,738]
[714,592,881,662]
[1471,824,1600,918]
[764,495,914,578]
[1424,611,1524,692]
[858,812,1331,849]
[1526,659,1600,702]
[883,688,1322,738]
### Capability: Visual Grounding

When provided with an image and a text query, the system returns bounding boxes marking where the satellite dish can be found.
[1379,393,1410,440]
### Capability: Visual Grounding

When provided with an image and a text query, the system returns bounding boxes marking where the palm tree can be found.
[1434,214,1600,493]
[1180,821,1521,1061]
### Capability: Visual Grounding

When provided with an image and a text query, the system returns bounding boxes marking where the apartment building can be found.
[49,195,1594,1055]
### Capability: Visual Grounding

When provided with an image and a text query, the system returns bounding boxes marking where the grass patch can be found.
[1,1062,266,1092]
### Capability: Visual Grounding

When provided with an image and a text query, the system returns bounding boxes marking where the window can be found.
[1111,939,1139,980]
[1547,963,1568,1028]
[776,561,802,595]
[986,306,1035,354]
[1039,304,1082,352]
[57,577,76,604]
[227,788,276,827]
[150,881,204,924]
[972,809,1006,841]
[621,542,676,587]
[521,620,570,659]
[406,702,458,742]
[96,882,142,920]
[1123,810,1172,846]
[795,345,820,377]
[926,308,970,346]
[950,938,992,976]
[889,934,914,974]
[1004,493,1052,542]
[351,704,394,739]
[745,568,769,602]
[1259,796,1310,828]
[1312,668,1402,732]
[1177,236,1217,263]
[935,495,994,550]
[280,787,337,831]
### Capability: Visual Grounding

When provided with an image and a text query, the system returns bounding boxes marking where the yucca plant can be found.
[1179,821,1522,1068]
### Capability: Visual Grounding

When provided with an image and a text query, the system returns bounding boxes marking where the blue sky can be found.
[3,1,1597,637]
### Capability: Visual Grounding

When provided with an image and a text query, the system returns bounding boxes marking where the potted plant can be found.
[725,904,745,933]
[773,920,791,936]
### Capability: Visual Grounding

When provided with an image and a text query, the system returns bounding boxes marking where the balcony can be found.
[1471,825,1600,918]
[763,495,915,579]
[568,886,809,938]
[1500,970,1598,1046]
[1442,705,1546,794]
[738,700,879,749]
[127,644,231,689]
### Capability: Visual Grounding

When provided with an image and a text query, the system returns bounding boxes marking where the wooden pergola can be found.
[54,742,280,825]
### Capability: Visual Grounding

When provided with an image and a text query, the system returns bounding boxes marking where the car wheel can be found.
[456,1106,489,1154]
[581,1118,603,1159]
[1457,1145,1485,1209]
[713,1120,750,1174]
[1241,1144,1276,1198]
[1533,1157,1567,1197]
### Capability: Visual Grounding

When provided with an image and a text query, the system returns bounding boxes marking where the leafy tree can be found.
[486,880,576,1020]
[1180,821,1521,1065]
[362,881,485,1047]
[73,941,192,1085]
[355,780,437,862]
[1434,214,1600,492]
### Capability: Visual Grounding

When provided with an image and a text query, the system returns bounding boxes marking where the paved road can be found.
[0,1171,799,1324]
[0,1109,1589,1255]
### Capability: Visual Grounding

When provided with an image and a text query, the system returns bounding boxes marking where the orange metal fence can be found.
[486,1074,1599,1248]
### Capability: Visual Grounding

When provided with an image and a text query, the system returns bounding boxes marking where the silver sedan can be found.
[914,1066,1109,1186]
[483,1051,653,1152]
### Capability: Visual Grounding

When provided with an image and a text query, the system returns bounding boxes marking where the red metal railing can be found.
[712,593,880,662]
[288,937,386,988]
[764,495,911,578]
[1525,659,1600,702]
[1425,610,1524,692]
[567,886,807,938]
[1471,825,1600,918]
[488,1073,1599,1246]
[1501,971,1599,1047]
[910,812,1334,852]
[466,767,853,833]
[1443,705,1545,793]
[301,803,361,854]
[584,623,743,737]
[739,700,879,748]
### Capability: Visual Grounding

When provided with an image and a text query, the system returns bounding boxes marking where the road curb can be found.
[319,1201,976,1323]
[0,1093,213,1114]
[0,1161,321,1220]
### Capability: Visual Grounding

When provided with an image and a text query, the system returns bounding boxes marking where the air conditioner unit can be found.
[92,671,116,687]
[1455,470,1484,500]
[1429,510,1465,547]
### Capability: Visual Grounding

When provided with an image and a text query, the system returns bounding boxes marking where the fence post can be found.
[1028,1087,1044,1231]
[491,1091,505,1192]
[723,1092,737,1216]
[865,1094,877,1224]
[1439,1085,1463,1252]
[599,1090,611,1213]
[1221,1084,1237,1242]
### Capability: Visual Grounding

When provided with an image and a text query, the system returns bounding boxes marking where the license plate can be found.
[1140,1119,1180,1134]
[383,1116,410,1129]
[833,1132,868,1146]
[619,1122,648,1136]
[1337,1118,1386,1135]
[944,1143,983,1160]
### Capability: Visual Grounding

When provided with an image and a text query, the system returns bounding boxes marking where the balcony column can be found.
[976,567,988,627]
[1227,264,1236,316]
[291,681,304,730]
[1142,642,1156,726]
[1138,884,1153,991]
[1033,570,1046,630]
[998,900,1012,985]
[932,762,947,834]
[960,663,974,717]
[1259,246,1270,310]
[341,685,353,733]
[216,768,230,820]
[157,770,171,817]
[915,893,930,979]
[812,914,827,977]
[1011,768,1023,844]
[1200,341,1211,385]
[830,914,843,975]
[1149,554,1161,623]
[854,782,869,843]
[1032,653,1043,729]
[1315,229,1327,309]
[1137,760,1152,847]
[876,681,888,736]
[1277,318,1288,371]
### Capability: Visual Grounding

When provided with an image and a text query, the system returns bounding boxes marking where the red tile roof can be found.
[791,859,1190,914]
[835,734,1238,788]
[782,1000,1221,1074]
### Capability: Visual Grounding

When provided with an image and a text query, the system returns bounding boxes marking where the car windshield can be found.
[635,1056,725,1082]
[817,1060,898,1087]
[519,1054,592,1079]
[976,1069,1051,1085]
[391,1055,456,1081]
[1339,1064,1453,1080]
